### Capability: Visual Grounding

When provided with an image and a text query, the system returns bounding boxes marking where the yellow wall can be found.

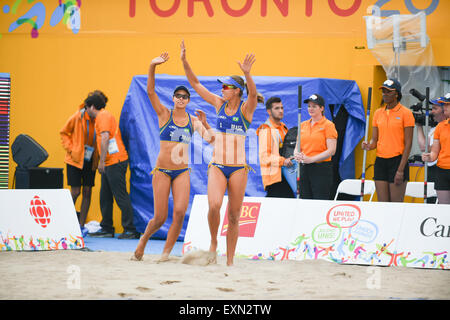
[1,0,449,231]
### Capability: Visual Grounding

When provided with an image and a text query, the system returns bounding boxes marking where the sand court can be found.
[1,250,448,300]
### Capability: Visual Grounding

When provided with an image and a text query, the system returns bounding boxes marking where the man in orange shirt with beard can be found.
[85,91,140,239]
[423,93,450,204]
[257,96,295,198]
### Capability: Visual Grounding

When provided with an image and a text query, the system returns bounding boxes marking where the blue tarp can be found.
[120,75,365,239]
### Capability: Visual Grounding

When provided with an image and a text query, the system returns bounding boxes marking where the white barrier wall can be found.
[0,189,84,251]
[184,195,449,269]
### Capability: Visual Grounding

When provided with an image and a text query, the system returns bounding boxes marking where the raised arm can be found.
[180,40,223,111]
[147,52,170,119]
[238,54,258,119]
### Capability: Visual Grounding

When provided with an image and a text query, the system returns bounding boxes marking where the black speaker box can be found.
[11,134,48,168]
[15,167,63,189]
[15,167,31,189]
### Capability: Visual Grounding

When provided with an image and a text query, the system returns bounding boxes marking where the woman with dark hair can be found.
[362,79,415,202]
[132,52,214,262]
[60,91,102,237]
[85,91,141,239]
[181,40,263,266]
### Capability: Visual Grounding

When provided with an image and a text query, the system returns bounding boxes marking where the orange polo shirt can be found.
[256,119,289,189]
[95,109,128,166]
[300,116,337,162]
[372,103,415,158]
[434,119,450,169]
[60,108,99,170]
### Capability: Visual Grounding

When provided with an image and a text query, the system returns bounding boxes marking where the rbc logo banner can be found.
[220,202,261,238]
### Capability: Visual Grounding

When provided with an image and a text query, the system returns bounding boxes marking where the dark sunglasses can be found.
[222,84,237,90]
[174,93,189,100]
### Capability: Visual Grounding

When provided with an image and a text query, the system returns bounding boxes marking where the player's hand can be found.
[151,52,169,65]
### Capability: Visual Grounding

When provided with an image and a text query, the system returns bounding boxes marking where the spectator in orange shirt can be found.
[60,91,100,237]
[422,93,450,204]
[293,94,338,200]
[256,96,295,198]
[85,91,140,239]
[416,97,447,203]
[362,79,414,202]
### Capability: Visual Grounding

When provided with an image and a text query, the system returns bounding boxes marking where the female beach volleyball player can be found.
[181,40,263,266]
[132,52,214,261]
[362,79,414,202]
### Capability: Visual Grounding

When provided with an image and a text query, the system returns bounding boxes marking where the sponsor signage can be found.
[326,204,361,228]
[420,217,450,238]
[184,195,449,269]
[0,189,83,251]
[220,202,261,238]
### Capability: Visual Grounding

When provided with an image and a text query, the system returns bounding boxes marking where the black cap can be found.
[304,94,325,107]
[173,85,190,97]
[379,79,402,93]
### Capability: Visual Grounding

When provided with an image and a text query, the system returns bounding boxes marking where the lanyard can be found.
[85,118,96,147]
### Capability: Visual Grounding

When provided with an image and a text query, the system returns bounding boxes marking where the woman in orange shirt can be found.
[293,94,337,200]
[422,94,450,204]
[362,79,415,202]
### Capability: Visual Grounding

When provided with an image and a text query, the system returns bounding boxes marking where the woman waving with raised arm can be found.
[132,52,214,262]
[181,40,264,266]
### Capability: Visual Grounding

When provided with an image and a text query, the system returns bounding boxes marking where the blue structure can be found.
[120,75,365,239]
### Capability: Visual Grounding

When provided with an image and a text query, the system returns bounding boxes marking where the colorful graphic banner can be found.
[184,195,449,269]
[0,189,84,251]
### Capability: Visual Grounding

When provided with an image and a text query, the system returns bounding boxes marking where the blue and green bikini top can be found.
[216,100,251,136]
[159,111,194,144]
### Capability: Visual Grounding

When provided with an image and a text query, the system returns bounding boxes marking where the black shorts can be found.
[427,164,437,183]
[374,155,409,183]
[67,162,96,187]
[435,167,450,191]
[299,161,333,200]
